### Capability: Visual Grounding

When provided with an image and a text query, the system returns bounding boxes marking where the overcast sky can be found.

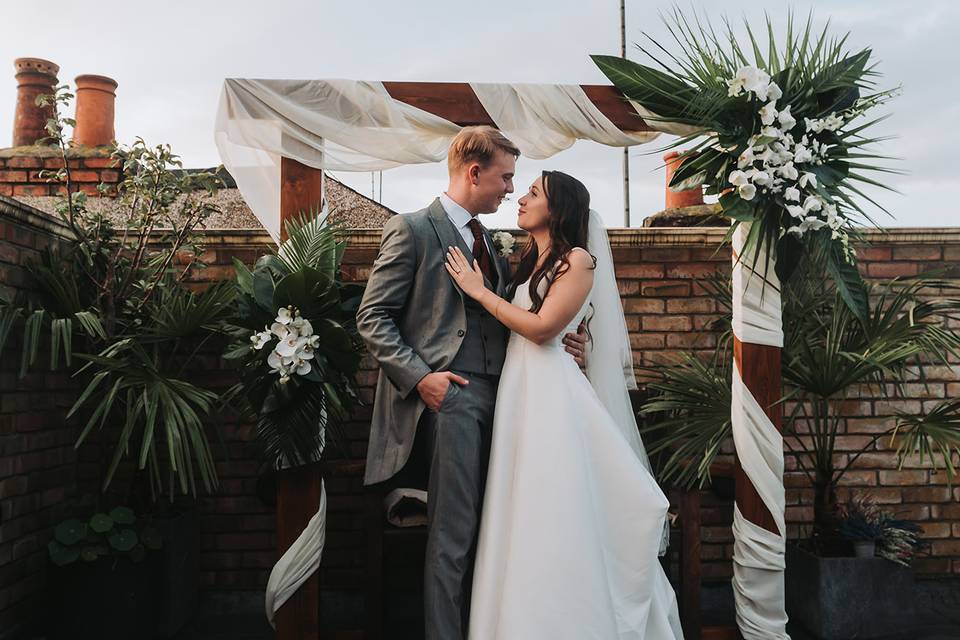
[2,1,957,229]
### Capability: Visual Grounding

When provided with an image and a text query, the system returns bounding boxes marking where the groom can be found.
[357,126,586,639]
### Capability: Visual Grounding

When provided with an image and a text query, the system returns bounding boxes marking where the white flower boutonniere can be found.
[491,231,516,257]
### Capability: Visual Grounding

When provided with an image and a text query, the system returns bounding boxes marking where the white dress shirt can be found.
[440,192,494,255]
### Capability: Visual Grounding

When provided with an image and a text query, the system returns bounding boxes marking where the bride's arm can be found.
[445,246,593,346]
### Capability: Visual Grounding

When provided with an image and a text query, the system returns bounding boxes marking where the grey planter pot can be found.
[786,543,916,640]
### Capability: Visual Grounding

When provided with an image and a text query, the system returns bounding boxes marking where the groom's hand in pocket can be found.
[562,321,588,369]
[416,371,469,411]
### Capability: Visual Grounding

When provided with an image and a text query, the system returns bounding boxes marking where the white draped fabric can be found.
[470,83,658,159]
[264,479,327,627]
[214,79,666,242]
[730,223,790,639]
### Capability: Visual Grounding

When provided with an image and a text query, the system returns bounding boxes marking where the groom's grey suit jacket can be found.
[356,198,510,486]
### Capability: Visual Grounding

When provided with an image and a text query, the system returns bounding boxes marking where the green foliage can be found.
[641,263,960,516]
[223,211,365,469]
[48,506,161,567]
[593,8,901,320]
[0,84,231,500]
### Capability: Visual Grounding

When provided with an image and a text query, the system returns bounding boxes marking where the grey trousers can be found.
[420,371,498,640]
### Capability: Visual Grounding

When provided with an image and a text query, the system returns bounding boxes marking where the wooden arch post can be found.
[272,82,772,640]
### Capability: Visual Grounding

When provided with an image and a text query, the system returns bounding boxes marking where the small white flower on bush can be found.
[251,306,321,384]
[491,231,516,257]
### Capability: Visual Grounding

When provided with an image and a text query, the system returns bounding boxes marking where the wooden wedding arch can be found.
[270,81,782,640]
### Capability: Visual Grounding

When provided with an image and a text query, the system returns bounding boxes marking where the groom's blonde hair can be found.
[447,126,520,173]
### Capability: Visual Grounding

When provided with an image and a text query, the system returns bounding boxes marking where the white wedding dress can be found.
[468,245,684,639]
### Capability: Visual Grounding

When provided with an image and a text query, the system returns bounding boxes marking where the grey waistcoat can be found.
[449,290,509,376]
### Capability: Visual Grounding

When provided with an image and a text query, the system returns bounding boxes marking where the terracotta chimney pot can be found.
[73,74,118,148]
[12,58,60,147]
[663,151,705,209]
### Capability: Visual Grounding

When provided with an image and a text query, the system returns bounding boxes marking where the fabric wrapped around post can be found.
[730,223,790,639]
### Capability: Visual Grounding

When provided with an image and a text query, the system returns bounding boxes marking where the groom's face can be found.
[470,150,516,214]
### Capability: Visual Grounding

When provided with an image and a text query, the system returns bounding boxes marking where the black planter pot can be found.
[785,543,916,640]
[153,507,201,638]
[45,507,200,640]
[46,555,159,640]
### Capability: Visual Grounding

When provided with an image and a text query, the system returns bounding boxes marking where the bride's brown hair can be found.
[508,170,596,313]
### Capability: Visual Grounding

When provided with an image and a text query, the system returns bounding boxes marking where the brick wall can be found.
[0,198,84,638]
[2,202,960,634]
[0,146,120,198]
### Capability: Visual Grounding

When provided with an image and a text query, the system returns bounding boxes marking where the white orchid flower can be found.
[738,183,757,200]
[275,334,300,358]
[758,146,777,167]
[267,350,283,369]
[786,204,806,219]
[777,105,796,131]
[760,126,783,140]
[801,216,828,232]
[295,360,312,376]
[750,170,773,187]
[803,195,823,213]
[777,162,799,180]
[793,145,814,164]
[728,170,749,187]
[784,186,801,202]
[759,101,779,126]
[799,172,818,189]
[250,330,273,350]
[823,114,843,131]
[294,318,313,337]
[765,82,783,101]
[728,65,763,96]
[737,147,756,169]
[270,322,292,340]
[804,117,824,134]
[751,76,775,100]
[276,307,294,325]
[292,336,314,359]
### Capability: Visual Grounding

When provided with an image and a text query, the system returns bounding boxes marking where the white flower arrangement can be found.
[491,231,516,257]
[250,306,320,384]
[723,64,856,254]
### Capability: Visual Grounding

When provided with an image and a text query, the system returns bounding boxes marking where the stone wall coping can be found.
[2,196,960,250]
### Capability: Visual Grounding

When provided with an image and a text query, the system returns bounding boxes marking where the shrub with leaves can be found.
[47,506,162,567]
[0,84,231,501]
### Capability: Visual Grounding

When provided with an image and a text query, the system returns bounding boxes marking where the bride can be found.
[444,170,684,639]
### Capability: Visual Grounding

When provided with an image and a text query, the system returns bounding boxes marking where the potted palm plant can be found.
[0,84,231,638]
[639,257,960,639]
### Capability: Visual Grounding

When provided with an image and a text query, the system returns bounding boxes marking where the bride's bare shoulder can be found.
[565,247,595,270]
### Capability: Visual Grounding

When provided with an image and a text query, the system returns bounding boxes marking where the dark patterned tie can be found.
[467,218,497,287]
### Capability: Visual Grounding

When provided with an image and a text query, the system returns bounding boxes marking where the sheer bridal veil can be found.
[584,209,670,554]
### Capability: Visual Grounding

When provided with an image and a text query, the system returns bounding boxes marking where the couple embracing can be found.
[357,126,683,639]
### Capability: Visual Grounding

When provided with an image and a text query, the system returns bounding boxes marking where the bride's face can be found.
[516,176,550,232]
